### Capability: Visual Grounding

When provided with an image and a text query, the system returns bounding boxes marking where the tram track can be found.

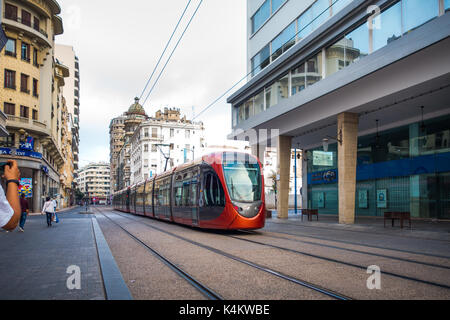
[256,227,450,260]
[265,219,450,243]
[98,209,353,300]
[95,210,223,300]
[110,209,450,293]
[236,230,450,270]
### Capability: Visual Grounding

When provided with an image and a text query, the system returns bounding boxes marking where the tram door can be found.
[191,167,200,226]
[126,188,130,212]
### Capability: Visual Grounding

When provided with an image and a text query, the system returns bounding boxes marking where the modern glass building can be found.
[228,0,450,222]
[307,115,450,219]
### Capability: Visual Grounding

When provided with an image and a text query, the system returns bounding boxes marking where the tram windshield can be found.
[223,155,261,203]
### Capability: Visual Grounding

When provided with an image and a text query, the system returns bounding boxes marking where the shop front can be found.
[307,115,450,219]
[0,147,61,213]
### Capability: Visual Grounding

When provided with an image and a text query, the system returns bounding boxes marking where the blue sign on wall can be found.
[0,148,42,160]
[19,136,34,151]
[308,152,450,185]
[308,169,338,185]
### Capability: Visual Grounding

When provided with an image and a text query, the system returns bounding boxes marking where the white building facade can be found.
[76,163,111,204]
[130,112,205,186]
[55,44,81,176]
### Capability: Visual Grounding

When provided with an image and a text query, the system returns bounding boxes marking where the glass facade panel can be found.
[252,0,270,33]
[265,87,272,110]
[254,91,265,115]
[271,22,296,61]
[238,104,245,123]
[306,53,323,87]
[331,0,353,15]
[243,98,253,121]
[291,63,305,96]
[310,0,330,30]
[402,0,438,33]
[446,0,450,11]
[325,38,346,76]
[344,22,369,65]
[265,74,289,109]
[357,126,410,165]
[373,2,402,52]
[272,0,286,13]
[232,107,238,126]
[298,8,314,40]
[251,44,270,76]
[307,115,450,219]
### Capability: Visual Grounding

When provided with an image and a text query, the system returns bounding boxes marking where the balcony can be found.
[6,115,50,136]
[2,14,51,48]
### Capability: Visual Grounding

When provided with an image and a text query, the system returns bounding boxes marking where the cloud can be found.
[57,0,247,165]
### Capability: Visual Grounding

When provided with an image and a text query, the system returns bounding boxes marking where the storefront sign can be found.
[359,190,368,209]
[377,189,388,208]
[0,148,12,156]
[0,148,42,159]
[313,151,334,166]
[309,169,338,185]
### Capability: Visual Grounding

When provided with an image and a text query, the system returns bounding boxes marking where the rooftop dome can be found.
[127,97,147,116]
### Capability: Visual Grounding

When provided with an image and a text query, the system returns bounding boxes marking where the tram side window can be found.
[154,187,160,206]
[174,175,183,207]
[161,180,170,206]
[204,173,225,207]
[146,185,153,208]
[190,179,197,206]
[182,182,190,207]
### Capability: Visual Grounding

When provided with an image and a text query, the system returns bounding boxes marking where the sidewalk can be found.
[268,210,450,242]
[29,205,78,216]
[0,207,132,300]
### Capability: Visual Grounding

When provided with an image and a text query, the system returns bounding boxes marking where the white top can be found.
[42,201,55,214]
[0,184,14,228]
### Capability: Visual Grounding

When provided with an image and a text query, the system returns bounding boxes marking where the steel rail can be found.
[108,210,353,300]
[95,209,224,300]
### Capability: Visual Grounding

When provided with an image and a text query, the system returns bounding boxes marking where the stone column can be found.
[277,135,292,219]
[338,112,359,224]
[301,150,309,209]
[33,169,42,213]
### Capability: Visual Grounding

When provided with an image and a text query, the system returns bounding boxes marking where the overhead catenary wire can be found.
[142,0,204,107]
[182,0,345,128]
[138,0,193,101]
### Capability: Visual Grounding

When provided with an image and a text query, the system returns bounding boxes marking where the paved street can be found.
[1,206,450,300]
[96,207,450,300]
[0,207,129,300]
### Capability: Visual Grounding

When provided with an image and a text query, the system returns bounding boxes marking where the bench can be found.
[384,212,411,229]
[301,209,319,222]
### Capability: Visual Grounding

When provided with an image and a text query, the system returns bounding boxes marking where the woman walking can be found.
[42,197,55,227]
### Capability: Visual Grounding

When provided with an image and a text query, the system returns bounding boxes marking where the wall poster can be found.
[377,189,388,208]
[359,190,368,209]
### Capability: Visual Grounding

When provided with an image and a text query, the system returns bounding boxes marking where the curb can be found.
[91,216,133,300]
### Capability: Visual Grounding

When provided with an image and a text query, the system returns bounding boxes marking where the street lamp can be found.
[323,128,342,152]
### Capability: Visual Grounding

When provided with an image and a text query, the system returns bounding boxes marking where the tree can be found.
[269,170,277,209]
[75,188,84,202]
[269,170,277,194]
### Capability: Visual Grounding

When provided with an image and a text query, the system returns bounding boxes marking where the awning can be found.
[0,125,8,137]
